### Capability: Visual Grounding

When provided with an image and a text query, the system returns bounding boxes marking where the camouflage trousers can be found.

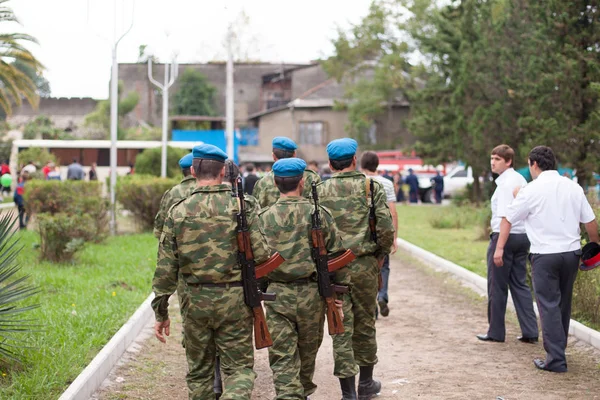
[332,255,379,378]
[266,281,325,399]
[182,284,255,400]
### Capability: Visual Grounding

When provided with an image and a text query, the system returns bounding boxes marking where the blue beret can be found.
[327,138,358,160]
[272,158,307,177]
[192,144,227,162]
[272,136,298,151]
[178,153,193,169]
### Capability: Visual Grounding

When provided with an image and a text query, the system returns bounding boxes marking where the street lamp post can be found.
[148,59,178,178]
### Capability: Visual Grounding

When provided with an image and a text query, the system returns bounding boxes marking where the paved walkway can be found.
[94,253,600,399]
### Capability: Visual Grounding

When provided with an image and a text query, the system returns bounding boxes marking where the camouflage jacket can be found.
[253,169,321,208]
[152,184,271,321]
[153,175,196,239]
[259,196,344,282]
[317,171,394,258]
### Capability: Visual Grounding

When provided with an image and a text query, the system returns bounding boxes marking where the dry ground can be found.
[94,253,600,400]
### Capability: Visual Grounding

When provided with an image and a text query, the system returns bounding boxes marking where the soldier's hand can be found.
[391,241,398,254]
[154,319,171,343]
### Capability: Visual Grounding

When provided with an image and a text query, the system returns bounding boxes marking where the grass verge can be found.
[397,204,488,276]
[0,230,156,399]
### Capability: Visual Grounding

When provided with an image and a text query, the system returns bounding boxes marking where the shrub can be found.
[17,147,57,170]
[116,175,179,231]
[134,146,189,178]
[37,213,96,262]
[0,213,39,364]
[23,181,109,261]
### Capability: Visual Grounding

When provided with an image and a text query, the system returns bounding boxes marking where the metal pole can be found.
[109,45,119,236]
[225,27,235,160]
[161,63,169,178]
[108,0,135,236]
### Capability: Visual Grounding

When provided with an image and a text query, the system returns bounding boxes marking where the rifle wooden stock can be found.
[255,252,285,279]
[253,306,273,349]
[325,296,344,335]
[327,250,356,273]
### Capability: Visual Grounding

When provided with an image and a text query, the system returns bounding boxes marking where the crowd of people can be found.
[150,138,599,400]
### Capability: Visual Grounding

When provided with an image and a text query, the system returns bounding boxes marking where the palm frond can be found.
[0,213,39,364]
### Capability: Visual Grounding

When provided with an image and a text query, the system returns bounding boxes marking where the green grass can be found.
[0,230,157,399]
[397,204,489,276]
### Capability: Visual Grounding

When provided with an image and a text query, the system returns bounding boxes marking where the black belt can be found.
[185,282,243,288]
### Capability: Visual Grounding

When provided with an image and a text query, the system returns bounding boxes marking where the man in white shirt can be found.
[360,151,398,317]
[477,145,538,344]
[505,146,599,372]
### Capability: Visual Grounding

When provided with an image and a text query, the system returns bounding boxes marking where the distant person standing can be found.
[405,168,419,203]
[308,160,320,174]
[14,172,30,229]
[67,158,85,180]
[89,163,98,181]
[21,160,36,176]
[360,151,398,318]
[394,172,406,203]
[381,170,393,182]
[1,160,11,197]
[47,165,61,181]
[41,160,52,179]
[505,146,599,373]
[476,144,538,345]
[431,170,444,204]
[243,163,259,195]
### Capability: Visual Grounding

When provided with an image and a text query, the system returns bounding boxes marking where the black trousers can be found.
[531,251,580,372]
[486,233,538,341]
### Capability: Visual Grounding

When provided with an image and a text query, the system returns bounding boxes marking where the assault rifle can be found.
[311,182,352,335]
[367,178,384,290]
[235,177,283,349]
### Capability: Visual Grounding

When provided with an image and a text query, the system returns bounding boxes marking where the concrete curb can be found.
[396,237,600,351]
[58,293,155,400]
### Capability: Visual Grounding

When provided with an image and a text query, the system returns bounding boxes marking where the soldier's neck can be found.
[196,178,222,187]
[280,190,302,198]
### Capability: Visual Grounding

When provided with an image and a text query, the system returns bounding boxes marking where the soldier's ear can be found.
[191,165,197,178]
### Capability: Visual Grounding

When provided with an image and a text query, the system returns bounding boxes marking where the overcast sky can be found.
[9,0,373,99]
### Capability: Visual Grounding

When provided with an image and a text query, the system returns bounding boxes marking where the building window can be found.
[298,121,325,145]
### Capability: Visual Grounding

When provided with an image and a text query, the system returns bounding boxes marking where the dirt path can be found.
[94,253,600,400]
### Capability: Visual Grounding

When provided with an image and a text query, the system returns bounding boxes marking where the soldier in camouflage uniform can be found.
[259,158,345,400]
[252,137,321,208]
[317,138,395,400]
[152,144,272,400]
[153,152,196,239]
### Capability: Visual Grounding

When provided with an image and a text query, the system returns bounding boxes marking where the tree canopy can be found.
[325,0,600,192]
[172,68,217,117]
[0,0,43,116]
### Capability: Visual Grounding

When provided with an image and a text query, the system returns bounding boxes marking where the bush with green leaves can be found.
[134,146,189,178]
[0,214,39,364]
[17,147,57,170]
[23,181,108,261]
[116,174,179,231]
[36,213,96,262]
[23,115,66,140]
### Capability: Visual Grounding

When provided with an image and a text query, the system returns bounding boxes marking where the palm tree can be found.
[0,0,43,116]
[0,213,39,364]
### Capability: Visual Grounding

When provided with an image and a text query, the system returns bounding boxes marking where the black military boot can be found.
[357,366,381,400]
[339,376,358,400]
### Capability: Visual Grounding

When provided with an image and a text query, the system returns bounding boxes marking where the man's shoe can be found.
[339,376,357,400]
[518,336,538,344]
[476,334,504,342]
[357,366,381,400]
[378,299,389,317]
[533,358,567,373]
